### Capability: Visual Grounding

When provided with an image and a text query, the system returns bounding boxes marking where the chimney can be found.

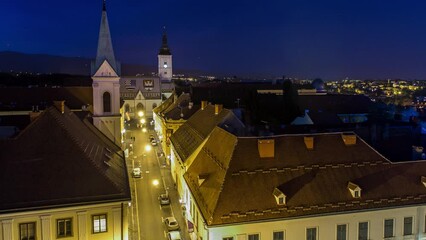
[29,111,41,122]
[304,136,314,150]
[201,100,208,110]
[53,100,65,114]
[214,104,223,115]
[258,139,275,158]
[341,133,356,146]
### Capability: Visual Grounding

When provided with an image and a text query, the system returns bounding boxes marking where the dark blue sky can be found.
[2,0,426,79]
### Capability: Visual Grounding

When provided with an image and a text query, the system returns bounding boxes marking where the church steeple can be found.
[92,0,119,75]
[159,27,171,55]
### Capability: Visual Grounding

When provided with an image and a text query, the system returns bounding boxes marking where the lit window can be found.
[57,218,72,237]
[273,231,284,240]
[404,217,413,236]
[20,222,35,240]
[248,234,260,240]
[384,219,394,238]
[93,214,107,233]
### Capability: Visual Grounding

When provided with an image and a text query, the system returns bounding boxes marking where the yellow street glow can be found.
[152,179,159,186]
[144,145,152,152]
[142,128,147,132]
[138,111,144,117]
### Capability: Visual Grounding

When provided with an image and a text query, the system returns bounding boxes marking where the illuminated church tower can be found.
[91,0,122,145]
[158,29,173,81]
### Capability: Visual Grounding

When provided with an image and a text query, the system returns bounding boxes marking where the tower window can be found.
[164,72,167,75]
[103,92,111,113]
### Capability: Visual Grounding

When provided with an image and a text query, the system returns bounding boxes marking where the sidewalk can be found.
[154,130,192,240]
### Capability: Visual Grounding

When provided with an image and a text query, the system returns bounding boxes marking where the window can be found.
[358,222,368,240]
[57,218,72,237]
[337,224,347,240]
[384,219,394,238]
[248,234,259,240]
[306,227,317,240]
[20,222,35,240]
[103,92,111,113]
[354,190,360,198]
[223,237,233,240]
[92,214,107,233]
[278,196,285,205]
[404,216,413,235]
[125,104,130,113]
[273,231,284,240]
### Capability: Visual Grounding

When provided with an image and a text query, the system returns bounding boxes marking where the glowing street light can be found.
[142,127,147,133]
[140,118,146,124]
[138,111,144,117]
[152,179,159,186]
[144,144,152,152]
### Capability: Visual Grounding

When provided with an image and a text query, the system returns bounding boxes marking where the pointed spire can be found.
[92,0,120,75]
[159,26,171,55]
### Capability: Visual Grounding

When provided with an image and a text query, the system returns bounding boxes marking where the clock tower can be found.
[158,29,173,81]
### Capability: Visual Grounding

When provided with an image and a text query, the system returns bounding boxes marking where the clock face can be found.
[164,64,168,68]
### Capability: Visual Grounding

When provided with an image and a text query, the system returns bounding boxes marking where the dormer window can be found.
[198,174,209,186]
[273,188,286,205]
[347,181,361,198]
[421,176,426,188]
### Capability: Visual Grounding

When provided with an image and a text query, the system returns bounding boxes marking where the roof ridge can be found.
[230,160,390,176]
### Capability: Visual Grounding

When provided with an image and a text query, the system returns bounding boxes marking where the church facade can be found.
[91,1,174,143]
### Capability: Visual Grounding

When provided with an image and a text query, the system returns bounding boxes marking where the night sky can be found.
[2,0,426,79]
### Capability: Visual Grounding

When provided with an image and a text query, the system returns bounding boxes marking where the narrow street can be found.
[126,123,190,240]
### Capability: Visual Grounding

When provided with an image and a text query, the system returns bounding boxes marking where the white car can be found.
[151,139,157,146]
[167,230,181,240]
[132,167,141,178]
[164,217,179,231]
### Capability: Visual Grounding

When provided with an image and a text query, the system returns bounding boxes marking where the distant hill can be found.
[0,51,159,76]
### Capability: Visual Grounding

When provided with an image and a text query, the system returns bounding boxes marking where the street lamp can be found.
[152,179,159,186]
[138,111,144,117]
[144,144,152,152]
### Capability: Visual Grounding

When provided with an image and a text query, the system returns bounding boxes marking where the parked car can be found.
[151,139,157,146]
[167,230,182,240]
[159,193,170,205]
[164,217,179,231]
[132,167,141,178]
[149,134,155,140]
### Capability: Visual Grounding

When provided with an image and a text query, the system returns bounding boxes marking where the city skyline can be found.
[2,0,426,79]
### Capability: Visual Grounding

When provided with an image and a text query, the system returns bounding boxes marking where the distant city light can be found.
[138,111,144,117]
[145,145,152,152]
[142,128,147,133]
[152,179,159,186]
